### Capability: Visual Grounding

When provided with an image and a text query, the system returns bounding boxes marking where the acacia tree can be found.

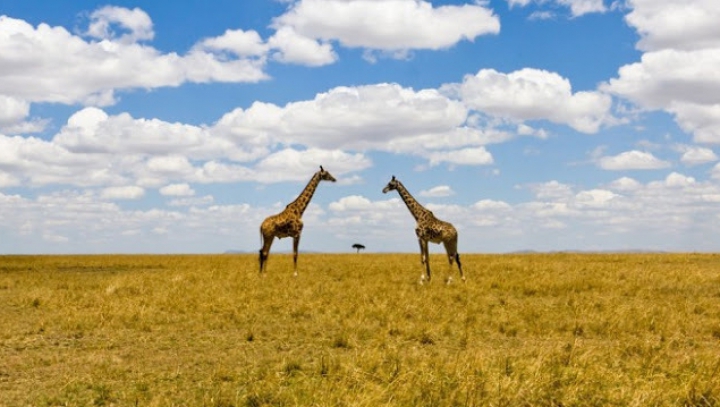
[352,243,366,253]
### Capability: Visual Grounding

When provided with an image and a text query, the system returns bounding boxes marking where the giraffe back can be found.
[416,213,457,244]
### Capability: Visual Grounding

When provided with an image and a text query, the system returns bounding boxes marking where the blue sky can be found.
[2,0,720,254]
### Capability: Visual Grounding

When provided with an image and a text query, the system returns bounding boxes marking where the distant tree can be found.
[352,243,366,253]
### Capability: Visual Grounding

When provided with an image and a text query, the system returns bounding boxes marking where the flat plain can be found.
[1,253,720,406]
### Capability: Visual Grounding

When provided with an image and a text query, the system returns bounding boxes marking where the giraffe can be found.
[382,176,465,284]
[259,166,336,276]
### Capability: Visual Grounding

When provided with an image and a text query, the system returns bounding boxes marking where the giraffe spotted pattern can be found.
[383,175,465,284]
[258,166,336,276]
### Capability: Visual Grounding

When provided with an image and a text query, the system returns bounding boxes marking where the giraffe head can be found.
[382,175,398,194]
[318,165,337,182]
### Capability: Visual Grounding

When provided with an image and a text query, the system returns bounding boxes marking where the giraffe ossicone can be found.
[382,175,465,283]
[258,166,336,276]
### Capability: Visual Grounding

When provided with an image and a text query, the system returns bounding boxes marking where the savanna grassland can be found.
[1,253,720,406]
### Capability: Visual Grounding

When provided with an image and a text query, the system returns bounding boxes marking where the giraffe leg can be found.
[419,238,431,284]
[292,234,301,277]
[444,239,465,283]
[259,234,274,275]
[443,241,454,284]
[417,238,425,284]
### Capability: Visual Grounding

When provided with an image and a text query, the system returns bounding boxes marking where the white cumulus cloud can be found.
[268,26,337,66]
[272,0,500,53]
[427,147,494,167]
[507,0,606,17]
[678,145,718,165]
[86,6,154,43]
[607,176,642,191]
[574,189,617,208]
[604,0,720,143]
[195,29,267,57]
[214,83,482,164]
[624,0,720,52]
[0,12,268,107]
[159,183,196,197]
[419,185,455,197]
[448,68,613,133]
[0,95,30,128]
[100,185,145,200]
[597,150,671,170]
[664,172,696,187]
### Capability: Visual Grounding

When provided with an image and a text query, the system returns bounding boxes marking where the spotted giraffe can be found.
[259,166,336,276]
[383,176,465,284]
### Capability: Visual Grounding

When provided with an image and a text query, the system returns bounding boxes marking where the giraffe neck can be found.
[286,172,321,216]
[395,181,431,222]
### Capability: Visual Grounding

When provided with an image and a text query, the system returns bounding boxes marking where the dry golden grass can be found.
[1,253,720,406]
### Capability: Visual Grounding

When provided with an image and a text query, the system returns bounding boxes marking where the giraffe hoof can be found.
[446,276,453,285]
